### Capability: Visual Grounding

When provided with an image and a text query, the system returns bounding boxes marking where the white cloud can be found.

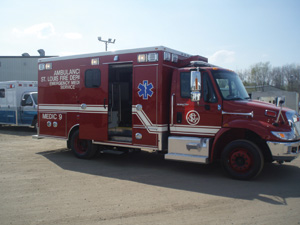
[12,23,55,39]
[63,32,83,40]
[209,50,235,65]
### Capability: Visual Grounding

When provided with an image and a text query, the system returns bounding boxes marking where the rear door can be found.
[79,66,108,141]
[107,64,133,142]
[171,70,222,136]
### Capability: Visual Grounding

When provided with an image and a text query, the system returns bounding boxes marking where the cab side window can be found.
[180,72,190,98]
[25,95,33,105]
[180,72,217,103]
[85,69,101,88]
[22,94,33,106]
[203,72,217,103]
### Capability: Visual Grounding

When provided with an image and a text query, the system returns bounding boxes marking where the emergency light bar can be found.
[91,58,99,65]
[45,63,52,70]
[39,63,52,70]
[172,54,178,63]
[148,53,158,62]
[137,53,158,63]
[38,64,45,70]
[137,52,179,63]
[137,54,147,63]
[164,52,171,61]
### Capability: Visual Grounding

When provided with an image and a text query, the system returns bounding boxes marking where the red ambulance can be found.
[37,46,300,180]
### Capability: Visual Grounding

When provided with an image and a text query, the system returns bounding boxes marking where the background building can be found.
[0,50,54,82]
[248,85,299,113]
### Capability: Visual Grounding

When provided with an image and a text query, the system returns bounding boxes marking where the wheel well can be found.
[31,115,38,126]
[212,128,272,163]
[67,125,79,149]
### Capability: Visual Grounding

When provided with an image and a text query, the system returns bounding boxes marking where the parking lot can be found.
[0,126,300,225]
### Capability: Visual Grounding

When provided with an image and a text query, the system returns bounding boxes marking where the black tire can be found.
[221,140,264,180]
[70,129,98,159]
[32,118,38,131]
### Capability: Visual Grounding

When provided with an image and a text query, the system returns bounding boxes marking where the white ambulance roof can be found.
[38,46,192,63]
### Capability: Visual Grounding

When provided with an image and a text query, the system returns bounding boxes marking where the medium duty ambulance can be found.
[37,46,300,180]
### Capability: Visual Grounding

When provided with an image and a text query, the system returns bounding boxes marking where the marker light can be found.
[91,58,99,65]
[45,63,52,70]
[265,110,277,118]
[271,131,296,140]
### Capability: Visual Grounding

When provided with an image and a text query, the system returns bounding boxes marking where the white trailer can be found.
[0,81,38,128]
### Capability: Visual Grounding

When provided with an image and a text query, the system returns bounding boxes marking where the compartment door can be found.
[79,67,108,141]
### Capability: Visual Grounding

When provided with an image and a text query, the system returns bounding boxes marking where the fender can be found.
[210,119,279,162]
[68,124,79,141]
[223,119,276,140]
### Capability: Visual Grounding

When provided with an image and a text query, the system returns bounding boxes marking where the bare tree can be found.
[270,66,284,89]
[237,62,300,95]
[250,62,271,91]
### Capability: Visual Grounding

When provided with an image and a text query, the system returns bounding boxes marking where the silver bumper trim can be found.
[267,140,300,162]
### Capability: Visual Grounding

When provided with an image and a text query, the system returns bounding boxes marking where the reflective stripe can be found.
[170,125,221,136]
[39,104,107,114]
[132,105,168,134]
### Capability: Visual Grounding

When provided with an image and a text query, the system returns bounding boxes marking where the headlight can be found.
[271,131,296,140]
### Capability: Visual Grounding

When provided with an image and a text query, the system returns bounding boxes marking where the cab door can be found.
[171,70,222,137]
[20,93,35,125]
[79,66,108,141]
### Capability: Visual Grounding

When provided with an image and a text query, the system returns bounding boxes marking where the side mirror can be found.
[21,99,26,106]
[276,96,285,107]
[190,71,201,102]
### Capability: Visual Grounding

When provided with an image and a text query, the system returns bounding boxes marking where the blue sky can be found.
[1,0,299,70]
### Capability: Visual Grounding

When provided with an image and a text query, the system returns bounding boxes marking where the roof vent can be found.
[37,49,45,57]
[22,53,30,57]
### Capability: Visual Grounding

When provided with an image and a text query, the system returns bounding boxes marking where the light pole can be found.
[98,37,116,51]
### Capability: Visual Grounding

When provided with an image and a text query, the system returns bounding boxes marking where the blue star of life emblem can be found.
[138,80,154,100]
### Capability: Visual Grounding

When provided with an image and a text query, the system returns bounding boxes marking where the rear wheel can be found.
[70,129,97,159]
[221,140,264,180]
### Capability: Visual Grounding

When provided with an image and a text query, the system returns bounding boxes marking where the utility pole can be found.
[98,37,116,51]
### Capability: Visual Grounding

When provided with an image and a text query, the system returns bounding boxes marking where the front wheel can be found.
[221,140,264,180]
[32,118,38,131]
[70,130,97,159]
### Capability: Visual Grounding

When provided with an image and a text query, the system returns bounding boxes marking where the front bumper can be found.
[267,140,300,162]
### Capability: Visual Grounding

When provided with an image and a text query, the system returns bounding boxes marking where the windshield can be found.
[213,70,249,100]
[32,93,38,104]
